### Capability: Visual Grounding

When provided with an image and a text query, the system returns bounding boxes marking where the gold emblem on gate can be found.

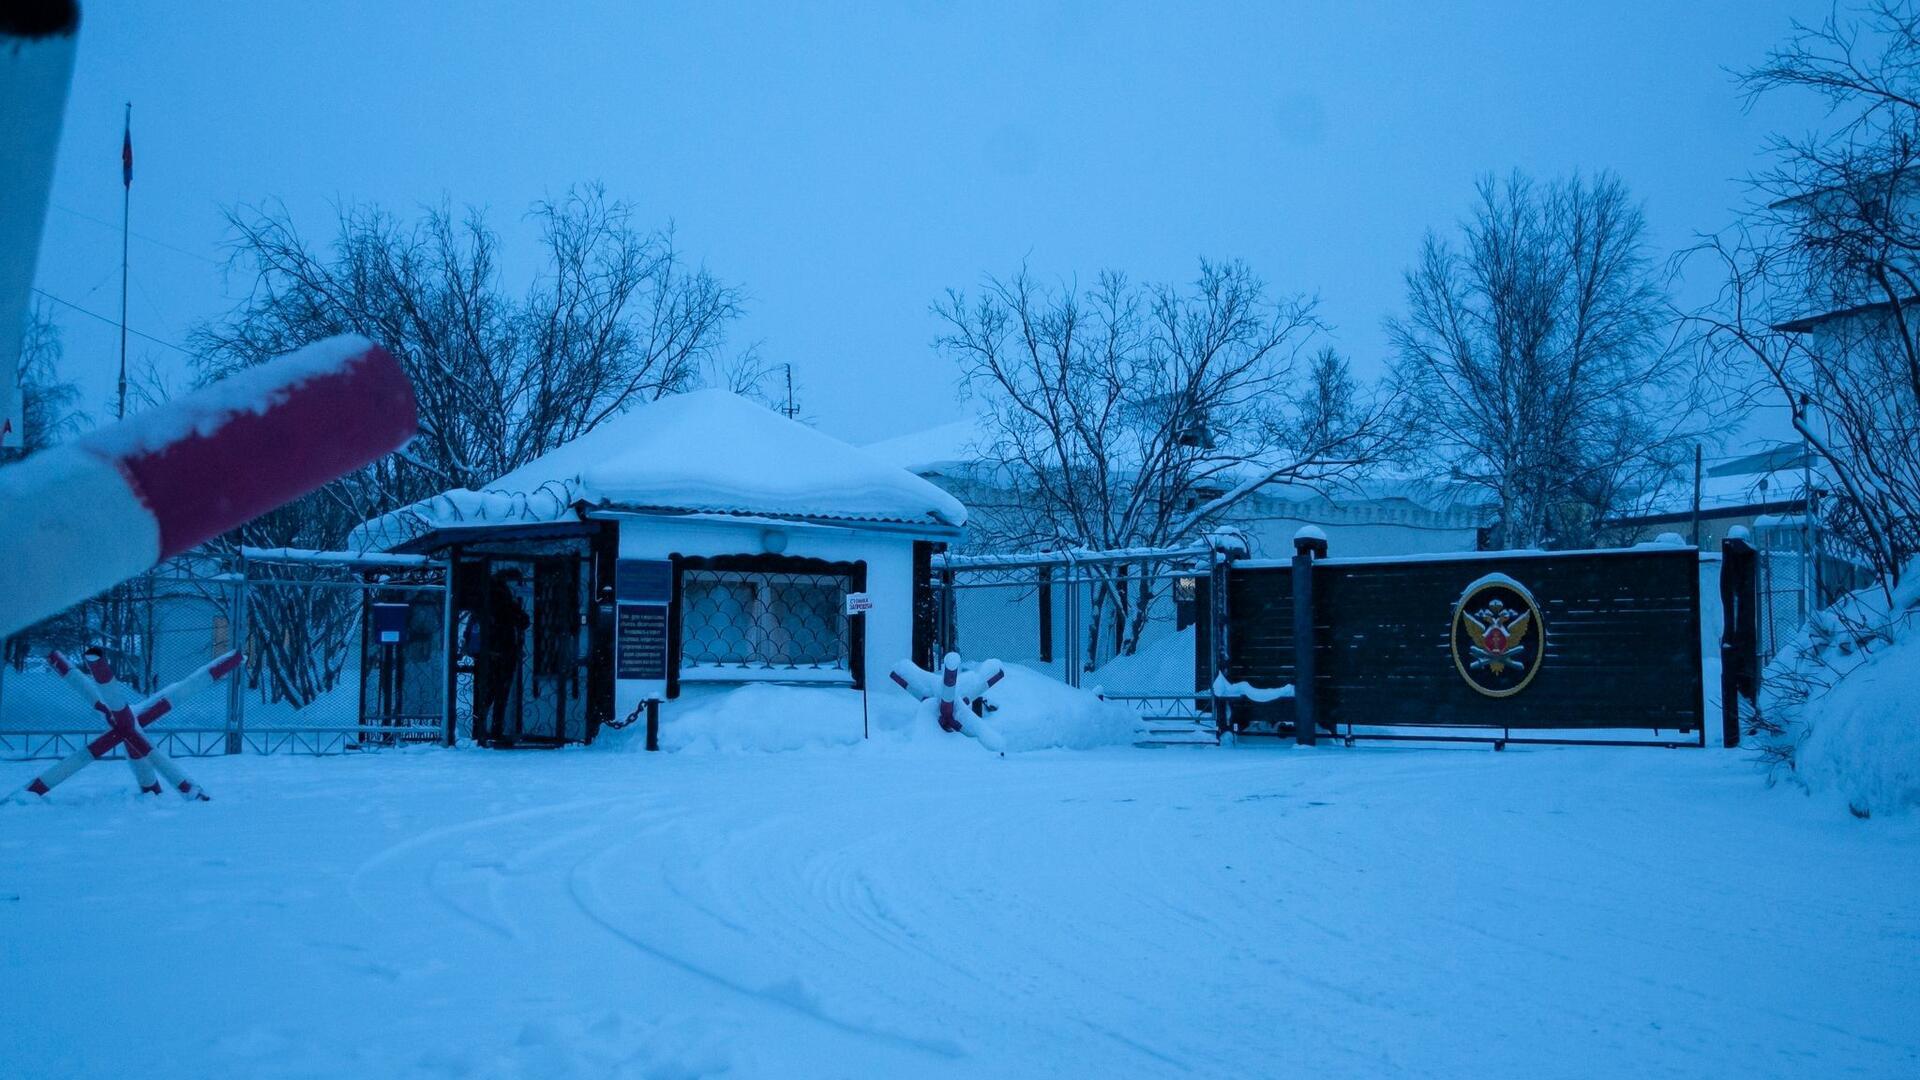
[1451,573,1544,698]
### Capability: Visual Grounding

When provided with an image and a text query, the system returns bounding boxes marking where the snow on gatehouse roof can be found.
[349,390,968,551]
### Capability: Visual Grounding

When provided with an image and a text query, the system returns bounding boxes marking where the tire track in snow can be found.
[564,832,970,1062]
[348,794,654,940]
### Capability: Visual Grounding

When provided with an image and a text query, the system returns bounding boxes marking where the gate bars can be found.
[930,537,1246,741]
[1,548,455,761]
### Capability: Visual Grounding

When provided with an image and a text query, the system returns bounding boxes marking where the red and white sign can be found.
[844,592,873,615]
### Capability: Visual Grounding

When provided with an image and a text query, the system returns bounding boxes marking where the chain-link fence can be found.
[1,549,449,760]
[1751,520,1878,660]
[932,546,1216,739]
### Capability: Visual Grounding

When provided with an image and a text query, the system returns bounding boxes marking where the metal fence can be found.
[932,545,1222,741]
[1,549,450,761]
[1751,520,1878,660]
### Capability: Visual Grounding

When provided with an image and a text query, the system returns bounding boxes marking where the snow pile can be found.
[1757,565,1920,818]
[1211,672,1293,702]
[635,683,923,754]
[626,667,1137,755]
[976,665,1141,751]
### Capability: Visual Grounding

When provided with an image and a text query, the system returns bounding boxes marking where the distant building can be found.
[1613,440,1874,655]
[862,419,1486,560]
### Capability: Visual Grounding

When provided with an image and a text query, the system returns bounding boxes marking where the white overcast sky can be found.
[33,1,1823,447]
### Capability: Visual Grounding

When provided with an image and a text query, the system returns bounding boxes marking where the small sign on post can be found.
[845,592,873,737]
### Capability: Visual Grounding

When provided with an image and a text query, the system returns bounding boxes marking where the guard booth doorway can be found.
[446,525,616,747]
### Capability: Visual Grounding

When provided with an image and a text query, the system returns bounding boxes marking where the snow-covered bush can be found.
[1754,565,1920,818]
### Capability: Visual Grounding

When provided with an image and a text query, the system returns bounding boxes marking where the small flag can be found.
[121,112,132,188]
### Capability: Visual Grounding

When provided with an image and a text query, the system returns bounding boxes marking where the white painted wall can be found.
[609,513,924,719]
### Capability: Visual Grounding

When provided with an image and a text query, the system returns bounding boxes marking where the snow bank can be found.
[620,683,927,754]
[976,665,1141,751]
[623,666,1137,755]
[1757,565,1920,818]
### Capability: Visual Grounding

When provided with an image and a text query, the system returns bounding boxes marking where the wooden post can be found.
[1292,528,1327,746]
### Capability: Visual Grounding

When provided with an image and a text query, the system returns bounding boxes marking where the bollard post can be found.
[645,699,660,752]
[1291,527,1327,746]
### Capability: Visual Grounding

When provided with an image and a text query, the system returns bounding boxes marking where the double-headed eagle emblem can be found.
[1451,573,1545,697]
[1461,596,1532,677]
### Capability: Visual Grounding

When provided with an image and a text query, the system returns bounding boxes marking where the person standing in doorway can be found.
[473,567,530,744]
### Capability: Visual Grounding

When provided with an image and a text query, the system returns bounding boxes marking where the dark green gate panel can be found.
[1225,548,1703,733]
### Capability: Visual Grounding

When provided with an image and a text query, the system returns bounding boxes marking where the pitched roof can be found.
[350,390,967,550]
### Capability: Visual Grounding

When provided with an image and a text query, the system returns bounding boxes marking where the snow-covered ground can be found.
[3,741,1916,1079]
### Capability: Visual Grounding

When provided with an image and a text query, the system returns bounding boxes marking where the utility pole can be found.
[783,363,796,419]
[1690,444,1703,548]
[117,101,131,421]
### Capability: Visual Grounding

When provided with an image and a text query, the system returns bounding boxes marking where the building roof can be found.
[862,418,983,476]
[1617,441,1818,523]
[864,418,1492,517]
[1772,297,1918,334]
[349,390,967,550]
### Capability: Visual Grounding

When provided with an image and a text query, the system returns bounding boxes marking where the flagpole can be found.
[117,101,130,421]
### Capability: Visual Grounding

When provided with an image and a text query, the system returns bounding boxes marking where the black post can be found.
[1204,532,1243,739]
[1209,556,1230,737]
[1291,529,1326,746]
[1037,565,1053,664]
[645,699,660,752]
[1719,531,1759,749]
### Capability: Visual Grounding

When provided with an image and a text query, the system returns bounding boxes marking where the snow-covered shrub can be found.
[1754,565,1920,818]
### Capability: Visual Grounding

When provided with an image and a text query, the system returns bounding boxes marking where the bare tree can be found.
[13,302,85,454]
[934,260,1405,666]
[188,185,745,704]
[1694,1,1920,584]
[5,304,90,669]
[1388,171,1690,550]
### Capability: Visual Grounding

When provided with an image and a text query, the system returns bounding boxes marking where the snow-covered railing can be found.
[933,543,1216,572]
[237,546,439,569]
[1232,542,1699,570]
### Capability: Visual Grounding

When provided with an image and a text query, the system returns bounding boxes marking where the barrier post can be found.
[1291,527,1327,746]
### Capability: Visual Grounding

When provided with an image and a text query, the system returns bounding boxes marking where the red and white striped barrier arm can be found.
[45,648,104,708]
[0,335,417,637]
[133,650,243,727]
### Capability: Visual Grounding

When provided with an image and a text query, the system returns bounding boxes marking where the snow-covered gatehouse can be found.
[349,390,966,746]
